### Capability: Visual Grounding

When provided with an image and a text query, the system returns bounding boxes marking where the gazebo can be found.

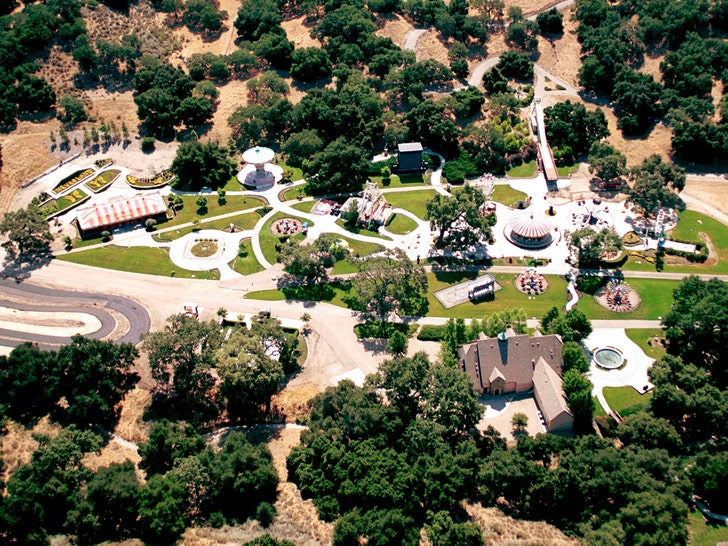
[505,212,554,249]
[237,146,282,190]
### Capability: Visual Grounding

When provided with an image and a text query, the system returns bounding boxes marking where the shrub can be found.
[141,136,156,152]
[622,231,642,246]
[256,502,276,528]
[417,324,447,341]
[576,275,608,295]
[101,230,111,241]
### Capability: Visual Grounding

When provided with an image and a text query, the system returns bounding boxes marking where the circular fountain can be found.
[593,347,624,369]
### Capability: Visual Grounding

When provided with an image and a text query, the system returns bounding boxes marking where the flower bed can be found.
[94,158,113,169]
[53,168,95,194]
[40,188,90,219]
[127,170,176,189]
[622,231,642,246]
[85,169,121,193]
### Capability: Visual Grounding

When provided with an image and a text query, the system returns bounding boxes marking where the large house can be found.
[457,329,573,431]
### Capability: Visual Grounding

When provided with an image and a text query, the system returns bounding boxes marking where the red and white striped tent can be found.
[76,192,167,233]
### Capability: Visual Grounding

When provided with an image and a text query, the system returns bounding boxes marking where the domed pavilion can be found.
[505,212,554,249]
[237,146,282,190]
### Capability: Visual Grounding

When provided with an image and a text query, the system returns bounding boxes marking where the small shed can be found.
[396,142,424,173]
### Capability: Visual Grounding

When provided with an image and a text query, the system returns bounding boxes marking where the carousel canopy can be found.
[508,213,554,239]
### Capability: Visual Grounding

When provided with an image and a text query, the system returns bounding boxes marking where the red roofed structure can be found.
[76,192,168,237]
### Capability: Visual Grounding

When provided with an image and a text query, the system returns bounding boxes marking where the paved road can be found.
[0,278,151,348]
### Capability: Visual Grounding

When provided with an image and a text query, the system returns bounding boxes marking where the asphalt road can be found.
[0,278,151,349]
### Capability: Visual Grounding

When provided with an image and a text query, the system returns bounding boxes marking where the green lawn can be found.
[575,278,679,320]
[490,185,528,207]
[335,219,391,240]
[153,212,260,242]
[278,163,304,182]
[163,195,265,228]
[330,237,386,274]
[665,210,728,274]
[426,272,567,319]
[290,201,315,214]
[228,239,264,275]
[507,160,537,178]
[625,328,666,360]
[689,509,728,546]
[247,282,352,308]
[279,185,307,201]
[603,386,653,415]
[385,212,418,235]
[259,212,313,265]
[557,163,579,177]
[384,189,436,219]
[593,397,607,417]
[57,246,220,279]
[372,172,428,189]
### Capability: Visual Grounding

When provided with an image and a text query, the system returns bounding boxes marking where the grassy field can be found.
[688,510,728,546]
[259,212,312,265]
[557,164,579,177]
[335,219,391,240]
[665,210,728,274]
[593,397,607,417]
[279,185,307,201]
[290,201,315,214]
[372,172,428,188]
[163,195,265,228]
[385,212,418,235]
[247,282,352,308]
[426,271,567,319]
[507,160,537,178]
[228,239,264,276]
[625,328,666,360]
[153,211,260,242]
[384,189,436,219]
[490,185,528,207]
[57,246,220,279]
[603,386,653,415]
[575,278,679,319]
[330,237,386,274]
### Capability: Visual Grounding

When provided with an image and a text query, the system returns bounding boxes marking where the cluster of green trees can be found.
[575,0,728,160]
[0,337,138,429]
[142,313,300,427]
[0,421,278,544]
[426,185,497,250]
[133,56,216,138]
[170,139,237,190]
[544,100,609,163]
[0,0,92,124]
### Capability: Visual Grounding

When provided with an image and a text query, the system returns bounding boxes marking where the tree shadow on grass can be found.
[282,283,337,302]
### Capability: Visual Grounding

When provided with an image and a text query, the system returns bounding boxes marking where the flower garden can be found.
[53,168,95,195]
[40,188,91,219]
[84,169,121,193]
[127,170,175,189]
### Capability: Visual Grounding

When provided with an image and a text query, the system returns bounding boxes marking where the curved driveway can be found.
[0,278,150,349]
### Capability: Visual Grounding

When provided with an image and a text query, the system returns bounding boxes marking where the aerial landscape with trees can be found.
[1,0,728,542]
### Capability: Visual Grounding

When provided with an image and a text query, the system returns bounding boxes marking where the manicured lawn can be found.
[426,272,567,319]
[228,239,264,275]
[247,271,569,319]
[279,185,307,201]
[665,210,728,274]
[603,386,653,415]
[507,160,537,178]
[372,172,428,188]
[575,278,679,320]
[688,509,728,546]
[335,219,391,240]
[490,185,528,207]
[259,212,313,265]
[247,282,352,308]
[278,163,304,182]
[221,175,243,192]
[557,163,579,177]
[625,328,666,360]
[330,237,386,274]
[383,189,436,219]
[153,212,260,242]
[385,212,418,235]
[290,201,315,214]
[57,246,220,279]
[163,195,265,228]
[593,397,607,417]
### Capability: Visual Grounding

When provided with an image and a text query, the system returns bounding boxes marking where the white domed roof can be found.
[242,146,275,164]
[507,213,553,239]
